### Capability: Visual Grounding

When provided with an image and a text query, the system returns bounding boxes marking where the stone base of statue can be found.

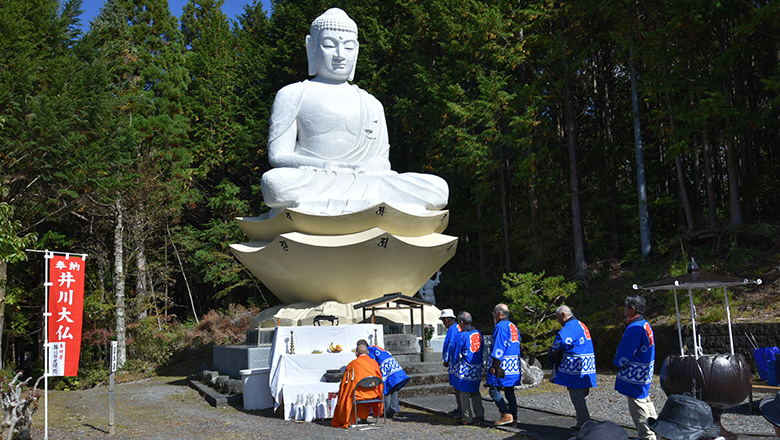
[213,305,447,378]
[230,203,457,304]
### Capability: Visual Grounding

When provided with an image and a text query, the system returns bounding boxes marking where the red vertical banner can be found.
[48,254,86,376]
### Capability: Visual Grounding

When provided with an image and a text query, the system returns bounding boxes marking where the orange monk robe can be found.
[330,354,384,428]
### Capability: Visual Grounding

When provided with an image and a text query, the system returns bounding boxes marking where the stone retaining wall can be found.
[591,321,780,373]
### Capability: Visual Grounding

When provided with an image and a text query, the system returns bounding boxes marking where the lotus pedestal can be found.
[230,204,457,305]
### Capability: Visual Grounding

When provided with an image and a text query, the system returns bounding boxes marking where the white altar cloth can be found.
[268,324,383,418]
[274,354,351,419]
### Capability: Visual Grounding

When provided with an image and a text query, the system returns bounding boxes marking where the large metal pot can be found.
[660,353,751,409]
[322,369,344,383]
[660,353,751,440]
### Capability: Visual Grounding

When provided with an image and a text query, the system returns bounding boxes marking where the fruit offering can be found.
[328,342,343,353]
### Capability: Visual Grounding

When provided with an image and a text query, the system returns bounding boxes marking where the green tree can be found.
[176,0,274,306]
[79,0,192,368]
[502,271,579,356]
[182,0,240,178]
[0,0,87,368]
[0,186,37,369]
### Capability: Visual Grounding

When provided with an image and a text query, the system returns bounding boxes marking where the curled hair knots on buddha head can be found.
[310,8,358,40]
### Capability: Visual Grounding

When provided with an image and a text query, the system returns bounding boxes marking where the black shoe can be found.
[385,411,395,419]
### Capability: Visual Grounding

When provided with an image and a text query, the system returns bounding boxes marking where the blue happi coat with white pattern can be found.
[485,318,522,387]
[367,346,409,395]
[613,315,655,399]
[442,322,461,363]
[551,317,597,389]
[452,326,484,393]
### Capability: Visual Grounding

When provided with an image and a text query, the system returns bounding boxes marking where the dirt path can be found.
[31,375,518,440]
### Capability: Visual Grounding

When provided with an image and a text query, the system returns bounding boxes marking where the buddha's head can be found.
[306,8,359,82]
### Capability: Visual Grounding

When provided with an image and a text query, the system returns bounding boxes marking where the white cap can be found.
[439,309,455,320]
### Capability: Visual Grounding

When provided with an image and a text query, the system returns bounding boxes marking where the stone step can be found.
[392,352,442,365]
[399,382,453,398]
[393,353,423,364]
[399,361,447,375]
[187,376,243,408]
[406,372,449,386]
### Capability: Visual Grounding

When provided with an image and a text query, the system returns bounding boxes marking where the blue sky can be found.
[77,0,273,31]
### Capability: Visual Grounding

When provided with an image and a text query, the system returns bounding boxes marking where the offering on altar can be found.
[328,342,343,353]
[323,369,344,383]
[328,392,338,417]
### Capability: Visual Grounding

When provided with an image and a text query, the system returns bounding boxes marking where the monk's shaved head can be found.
[356,344,369,355]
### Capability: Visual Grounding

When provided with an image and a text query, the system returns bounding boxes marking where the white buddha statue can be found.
[260,8,449,217]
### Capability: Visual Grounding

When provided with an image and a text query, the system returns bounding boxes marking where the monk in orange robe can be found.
[331,344,384,428]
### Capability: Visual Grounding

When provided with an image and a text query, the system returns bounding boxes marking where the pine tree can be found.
[177,0,267,304]
[80,0,192,368]
[0,0,85,367]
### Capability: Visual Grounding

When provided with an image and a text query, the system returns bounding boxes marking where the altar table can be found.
[268,324,383,419]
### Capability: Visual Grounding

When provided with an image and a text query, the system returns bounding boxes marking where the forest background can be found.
[1,0,779,388]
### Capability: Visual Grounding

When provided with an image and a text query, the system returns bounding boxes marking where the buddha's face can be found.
[307,29,359,82]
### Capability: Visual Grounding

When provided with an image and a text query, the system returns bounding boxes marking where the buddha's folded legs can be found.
[261,166,449,216]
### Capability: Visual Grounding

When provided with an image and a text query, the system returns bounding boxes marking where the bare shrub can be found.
[1,372,43,440]
[187,304,260,346]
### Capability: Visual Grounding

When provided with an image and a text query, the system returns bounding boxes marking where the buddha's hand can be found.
[353,159,392,174]
[323,161,357,173]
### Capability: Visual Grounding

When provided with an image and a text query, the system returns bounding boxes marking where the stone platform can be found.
[213,344,273,379]
[212,329,446,379]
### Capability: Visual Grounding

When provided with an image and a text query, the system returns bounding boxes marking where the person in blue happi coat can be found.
[614,295,658,440]
[452,311,484,425]
[550,304,597,431]
[358,339,409,418]
[486,303,521,427]
[439,308,462,418]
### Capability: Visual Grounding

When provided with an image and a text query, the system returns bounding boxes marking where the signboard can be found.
[384,333,418,354]
[47,254,86,376]
[48,342,66,376]
[111,341,118,373]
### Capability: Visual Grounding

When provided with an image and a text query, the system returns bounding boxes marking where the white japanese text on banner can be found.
[47,255,85,376]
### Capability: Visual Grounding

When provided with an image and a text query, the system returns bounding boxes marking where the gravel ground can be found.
[516,374,777,438]
[32,376,520,440]
[31,373,777,439]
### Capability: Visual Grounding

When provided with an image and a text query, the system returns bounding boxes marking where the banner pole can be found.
[43,250,53,440]
[110,340,117,435]
[27,248,88,440]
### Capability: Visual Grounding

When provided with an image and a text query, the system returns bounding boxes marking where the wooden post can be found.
[421,305,426,362]
[110,341,117,435]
